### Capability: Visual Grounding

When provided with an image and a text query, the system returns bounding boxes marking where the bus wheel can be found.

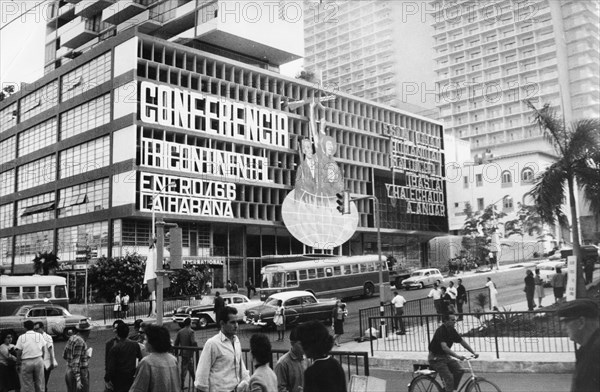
[364,283,375,297]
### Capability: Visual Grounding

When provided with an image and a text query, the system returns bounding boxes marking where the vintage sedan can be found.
[537,260,567,286]
[244,290,338,328]
[0,304,90,340]
[172,293,258,328]
[400,268,444,290]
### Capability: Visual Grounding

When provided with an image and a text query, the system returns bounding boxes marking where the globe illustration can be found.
[282,190,359,249]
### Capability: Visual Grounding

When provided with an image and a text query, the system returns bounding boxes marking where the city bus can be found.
[0,275,69,316]
[259,255,390,300]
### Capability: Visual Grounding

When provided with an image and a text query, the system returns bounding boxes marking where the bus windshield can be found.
[262,272,285,288]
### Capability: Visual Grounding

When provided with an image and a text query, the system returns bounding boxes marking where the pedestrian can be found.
[427,283,443,322]
[226,280,232,292]
[231,281,239,292]
[248,334,277,392]
[213,291,225,330]
[194,306,250,392]
[557,299,600,392]
[113,291,122,319]
[446,281,458,310]
[174,317,197,389]
[524,270,536,311]
[440,286,452,316]
[105,319,125,390]
[106,323,142,392]
[14,320,45,392]
[332,300,347,347]
[129,325,180,392]
[534,269,545,308]
[121,292,130,319]
[456,279,467,321]
[391,291,407,335]
[274,327,307,392]
[248,277,256,297]
[275,300,286,341]
[428,313,479,392]
[0,331,20,392]
[34,322,57,392]
[128,319,145,343]
[584,258,594,284]
[486,277,498,311]
[63,319,93,392]
[245,279,253,298]
[551,267,567,303]
[296,320,347,392]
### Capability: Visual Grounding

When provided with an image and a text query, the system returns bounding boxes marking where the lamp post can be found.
[150,181,177,246]
[489,195,511,269]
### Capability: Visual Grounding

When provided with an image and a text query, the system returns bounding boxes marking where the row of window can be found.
[287,261,382,285]
[463,167,535,189]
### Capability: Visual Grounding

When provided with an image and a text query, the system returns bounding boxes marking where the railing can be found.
[358,286,489,337]
[172,345,369,391]
[367,311,575,358]
[103,296,203,324]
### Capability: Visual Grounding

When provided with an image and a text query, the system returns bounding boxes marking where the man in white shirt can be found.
[15,320,45,392]
[34,322,57,392]
[447,281,458,312]
[194,306,250,392]
[428,283,443,322]
[391,291,407,335]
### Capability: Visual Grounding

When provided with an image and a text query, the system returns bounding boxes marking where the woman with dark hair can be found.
[129,325,180,392]
[297,321,346,392]
[0,330,20,392]
[248,334,277,392]
[331,300,347,347]
[274,300,286,341]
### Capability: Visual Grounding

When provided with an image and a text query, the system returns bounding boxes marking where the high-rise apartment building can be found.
[432,0,599,158]
[303,0,438,115]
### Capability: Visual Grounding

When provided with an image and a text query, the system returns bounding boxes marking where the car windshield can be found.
[264,297,281,307]
[13,307,31,316]
[410,272,423,277]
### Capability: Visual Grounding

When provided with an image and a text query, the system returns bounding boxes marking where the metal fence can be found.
[358,286,489,337]
[103,297,203,324]
[367,310,575,358]
[172,345,369,391]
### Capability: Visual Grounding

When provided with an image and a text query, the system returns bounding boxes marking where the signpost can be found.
[566,255,577,301]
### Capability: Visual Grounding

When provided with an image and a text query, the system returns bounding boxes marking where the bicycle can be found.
[408,356,502,392]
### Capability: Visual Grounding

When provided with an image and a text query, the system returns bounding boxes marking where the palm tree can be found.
[525,100,600,298]
[32,251,60,275]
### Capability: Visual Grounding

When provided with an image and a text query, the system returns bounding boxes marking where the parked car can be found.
[0,304,90,340]
[172,293,258,329]
[400,268,444,290]
[244,290,338,328]
[536,260,567,286]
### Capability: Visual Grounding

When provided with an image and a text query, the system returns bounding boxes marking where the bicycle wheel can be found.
[408,375,444,392]
[466,377,502,392]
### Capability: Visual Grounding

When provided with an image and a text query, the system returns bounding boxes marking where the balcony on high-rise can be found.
[75,0,115,19]
[102,1,148,25]
[60,17,100,49]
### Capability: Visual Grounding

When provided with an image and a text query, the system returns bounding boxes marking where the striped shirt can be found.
[63,334,89,378]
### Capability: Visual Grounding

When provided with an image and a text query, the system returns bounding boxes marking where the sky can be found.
[0,0,303,92]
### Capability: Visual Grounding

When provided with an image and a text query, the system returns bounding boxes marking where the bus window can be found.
[343,265,351,275]
[333,266,341,276]
[55,285,67,298]
[367,263,375,272]
[316,268,325,278]
[351,264,359,274]
[359,264,367,273]
[287,271,298,287]
[308,269,316,279]
[263,272,285,288]
[299,270,307,280]
[39,286,52,299]
[6,287,20,299]
[23,287,36,299]
[325,267,333,277]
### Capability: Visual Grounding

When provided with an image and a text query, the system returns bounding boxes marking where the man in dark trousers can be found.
[106,323,142,392]
[557,299,600,392]
[174,317,198,389]
[524,270,536,311]
[428,313,478,392]
[456,279,467,321]
[213,291,225,330]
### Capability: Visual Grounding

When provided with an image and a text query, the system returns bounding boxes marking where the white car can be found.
[400,268,444,290]
[172,293,259,328]
[536,261,567,286]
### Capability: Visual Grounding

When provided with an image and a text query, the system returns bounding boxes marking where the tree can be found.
[0,85,16,102]
[525,100,600,298]
[295,70,318,83]
[32,251,60,275]
[88,253,145,302]
[165,265,210,298]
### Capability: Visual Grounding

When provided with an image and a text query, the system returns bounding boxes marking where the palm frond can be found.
[526,161,568,225]
[566,119,600,161]
[524,100,568,155]
[573,162,600,215]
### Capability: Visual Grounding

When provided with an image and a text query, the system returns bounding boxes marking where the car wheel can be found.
[364,283,375,297]
[63,327,76,340]
[196,315,210,329]
[419,282,425,289]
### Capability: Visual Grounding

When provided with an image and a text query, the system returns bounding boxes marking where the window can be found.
[59,136,109,179]
[22,287,36,299]
[299,270,307,280]
[325,267,333,277]
[0,136,16,165]
[14,230,54,265]
[18,119,57,157]
[307,269,316,279]
[0,203,13,230]
[17,192,55,226]
[17,155,56,191]
[351,264,359,274]
[503,197,513,210]
[285,298,301,307]
[301,296,317,305]
[477,198,484,210]
[61,52,111,102]
[463,176,469,188]
[521,168,534,183]
[333,266,341,276]
[501,171,512,184]
[58,178,109,218]
[476,174,483,187]
[60,94,110,141]
[6,287,19,299]
[46,307,62,317]
[0,170,15,197]
[316,268,325,278]
[360,264,368,273]
[286,271,298,286]
[19,81,58,122]
[55,285,67,298]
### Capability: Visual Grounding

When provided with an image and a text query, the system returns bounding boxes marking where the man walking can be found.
[428,283,443,322]
[213,291,225,330]
[524,270,536,311]
[446,281,458,311]
[34,322,57,392]
[551,267,568,303]
[428,313,478,392]
[391,291,407,335]
[194,307,249,392]
[106,323,142,392]
[15,320,45,392]
[63,319,93,392]
[274,327,307,392]
[557,299,600,392]
[456,279,467,321]
[174,317,198,389]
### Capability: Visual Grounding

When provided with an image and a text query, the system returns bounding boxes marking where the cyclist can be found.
[428,313,478,392]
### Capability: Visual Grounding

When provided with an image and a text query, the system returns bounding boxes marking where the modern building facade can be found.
[303,0,438,115]
[0,1,448,288]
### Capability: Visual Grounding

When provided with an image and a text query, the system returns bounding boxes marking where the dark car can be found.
[244,290,338,328]
[172,293,259,329]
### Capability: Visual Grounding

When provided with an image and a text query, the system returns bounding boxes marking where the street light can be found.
[489,195,512,269]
